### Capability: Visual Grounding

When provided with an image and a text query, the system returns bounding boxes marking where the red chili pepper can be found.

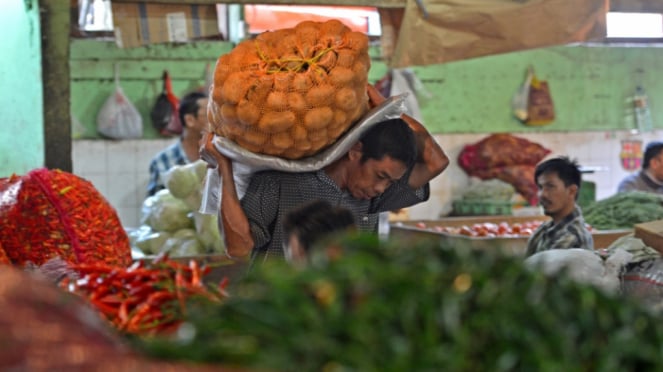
[90,299,120,317]
[118,300,131,328]
[189,259,201,287]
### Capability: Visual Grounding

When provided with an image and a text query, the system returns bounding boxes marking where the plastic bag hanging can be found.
[633,86,653,133]
[150,71,182,136]
[512,67,533,122]
[96,64,143,139]
[525,68,555,126]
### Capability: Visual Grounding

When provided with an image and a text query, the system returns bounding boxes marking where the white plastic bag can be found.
[96,65,143,139]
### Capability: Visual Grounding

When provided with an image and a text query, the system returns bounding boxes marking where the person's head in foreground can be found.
[534,156,582,223]
[283,200,356,266]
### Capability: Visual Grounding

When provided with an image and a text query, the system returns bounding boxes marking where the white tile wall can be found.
[72,130,663,227]
[72,138,178,227]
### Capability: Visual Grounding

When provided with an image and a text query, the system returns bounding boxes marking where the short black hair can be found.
[359,118,417,169]
[178,91,207,128]
[534,156,582,199]
[643,141,663,169]
[283,200,355,254]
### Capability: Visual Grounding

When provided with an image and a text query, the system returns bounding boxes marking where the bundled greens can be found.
[135,235,663,371]
[462,179,515,201]
[583,191,663,230]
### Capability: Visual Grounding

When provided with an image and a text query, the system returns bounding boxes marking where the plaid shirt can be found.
[525,205,594,257]
[147,140,190,196]
[241,168,429,262]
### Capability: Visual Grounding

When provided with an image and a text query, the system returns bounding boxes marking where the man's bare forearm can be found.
[203,134,254,259]
[366,84,449,188]
[401,114,449,189]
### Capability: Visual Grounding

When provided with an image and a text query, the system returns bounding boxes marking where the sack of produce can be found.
[0,265,217,370]
[208,19,371,159]
[0,169,132,267]
[622,258,663,312]
[458,133,551,172]
[458,134,550,206]
[525,248,632,295]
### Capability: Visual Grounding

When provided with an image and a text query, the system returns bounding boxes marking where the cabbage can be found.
[183,189,203,212]
[193,160,208,182]
[159,235,205,257]
[174,238,205,256]
[165,162,202,199]
[134,231,172,255]
[147,191,193,232]
[173,228,197,240]
[193,212,224,252]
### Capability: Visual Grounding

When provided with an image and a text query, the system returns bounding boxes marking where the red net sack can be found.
[0,169,132,267]
[209,19,371,160]
[458,133,551,173]
[0,266,222,371]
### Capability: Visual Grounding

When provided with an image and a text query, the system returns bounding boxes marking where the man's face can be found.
[536,171,577,219]
[187,98,209,135]
[649,151,663,182]
[346,155,408,200]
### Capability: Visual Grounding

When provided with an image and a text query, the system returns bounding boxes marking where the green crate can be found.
[453,200,512,216]
[578,181,596,209]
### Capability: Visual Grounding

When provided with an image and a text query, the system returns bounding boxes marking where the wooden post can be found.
[40,0,72,171]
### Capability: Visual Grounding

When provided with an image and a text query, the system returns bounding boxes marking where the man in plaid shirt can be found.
[147,91,208,196]
[525,156,594,257]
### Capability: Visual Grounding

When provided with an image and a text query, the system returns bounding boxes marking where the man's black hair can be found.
[359,118,417,169]
[643,141,663,169]
[283,200,355,254]
[178,91,207,129]
[534,156,582,199]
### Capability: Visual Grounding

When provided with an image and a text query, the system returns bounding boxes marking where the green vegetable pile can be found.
[462,179,515,201]
[584,191,663,230]
[134,235,663,371]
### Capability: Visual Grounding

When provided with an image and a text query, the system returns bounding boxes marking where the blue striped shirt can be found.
[147,140,189,196]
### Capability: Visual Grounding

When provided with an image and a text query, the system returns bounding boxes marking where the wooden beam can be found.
[611,0,663,13]
[111,0,406,8]
[41,1,72,172]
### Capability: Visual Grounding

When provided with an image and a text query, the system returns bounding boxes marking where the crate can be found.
[390,216,631,256]
[452,200,513,216]
[578,180,596,209]
[634,219,663,255]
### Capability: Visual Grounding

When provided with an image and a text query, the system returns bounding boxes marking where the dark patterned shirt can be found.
[617,171,663,194]
[147,140,189,196]
[525,205,594,257]
[241,168,429,262]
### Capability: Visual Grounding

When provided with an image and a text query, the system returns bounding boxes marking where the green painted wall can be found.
[0,0,43,176]
[413,44,663,133]
[71,40,663,138]
[71,40,233,139]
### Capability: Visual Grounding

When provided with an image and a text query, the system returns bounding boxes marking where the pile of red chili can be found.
[0,168,131,267]
[61,254,228,336]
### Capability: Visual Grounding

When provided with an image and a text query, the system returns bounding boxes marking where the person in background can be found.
[525,156,594,257]
[617,141,663,194]
[283,200,356,266]
[147,91,209,196]
[202,84,449,264]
